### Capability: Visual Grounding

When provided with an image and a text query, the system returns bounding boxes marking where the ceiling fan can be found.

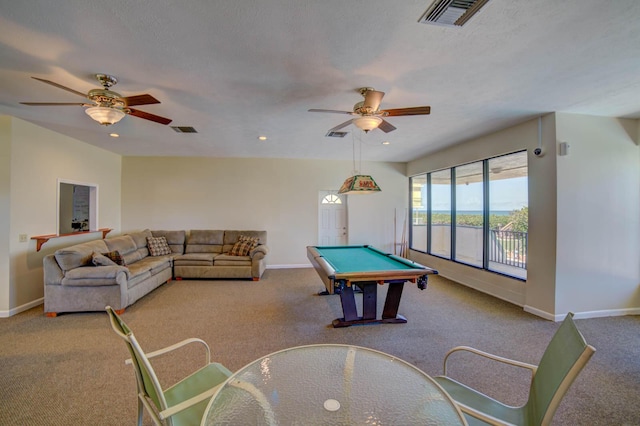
[308,87,430,134]
[20,74,172,126]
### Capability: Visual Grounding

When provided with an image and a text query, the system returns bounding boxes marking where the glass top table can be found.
[201,344,467,425]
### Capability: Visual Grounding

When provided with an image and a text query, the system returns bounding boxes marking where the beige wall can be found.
[0,117,10,315]
[0,117,121,317]
[555,113,640,316]
[407,113,640,319]
[122,157,408,266]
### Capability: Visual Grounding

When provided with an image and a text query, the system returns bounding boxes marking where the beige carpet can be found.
[1,268,639,425]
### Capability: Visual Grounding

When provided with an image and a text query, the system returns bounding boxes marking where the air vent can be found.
[171,126,198,133]
[419,0,490,27]
[326,131,348,138]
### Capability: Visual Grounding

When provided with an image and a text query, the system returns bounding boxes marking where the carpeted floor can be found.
[1,268,639,425]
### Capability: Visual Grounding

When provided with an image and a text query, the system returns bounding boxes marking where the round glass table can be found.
[201,344,466,425]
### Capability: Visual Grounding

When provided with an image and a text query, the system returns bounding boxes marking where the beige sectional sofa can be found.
[173,230,268,280]
[43,229,268,316]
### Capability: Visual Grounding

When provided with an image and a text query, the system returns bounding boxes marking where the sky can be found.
[426,176,528,212]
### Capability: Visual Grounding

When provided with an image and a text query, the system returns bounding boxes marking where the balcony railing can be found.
[411,224,528,279]
[490,229,527,269]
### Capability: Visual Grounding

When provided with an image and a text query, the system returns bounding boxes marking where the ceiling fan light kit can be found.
[85,106,126,126]
[353,116,382,132]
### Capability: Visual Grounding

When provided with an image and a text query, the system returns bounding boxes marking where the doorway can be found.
[318,191,348,245]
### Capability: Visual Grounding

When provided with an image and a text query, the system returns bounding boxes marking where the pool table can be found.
[307,245,438,327]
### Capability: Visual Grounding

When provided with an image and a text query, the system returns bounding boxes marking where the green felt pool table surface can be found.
[312,245,422,273]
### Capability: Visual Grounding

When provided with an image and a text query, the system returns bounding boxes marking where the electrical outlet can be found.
[19,234,28,243]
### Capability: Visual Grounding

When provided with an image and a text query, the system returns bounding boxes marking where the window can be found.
[430,169,451,259]
[409,151,528,280]
[455,161,484,267]
[410,175,427,251]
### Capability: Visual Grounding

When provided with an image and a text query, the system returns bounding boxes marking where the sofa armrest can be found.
[61,265,130,287]
[250,245,268,260]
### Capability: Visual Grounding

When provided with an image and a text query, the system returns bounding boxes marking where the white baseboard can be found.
[524,305,640,322]
[0,297,44,318]
[267,263,312,269]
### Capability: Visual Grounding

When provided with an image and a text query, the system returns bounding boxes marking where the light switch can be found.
[19,234,28,243]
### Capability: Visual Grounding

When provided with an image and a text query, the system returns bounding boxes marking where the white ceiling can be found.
[1,0,639,162]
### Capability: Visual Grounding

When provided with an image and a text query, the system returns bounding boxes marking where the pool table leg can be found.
[381,281,407,324]
[338,284,359,323]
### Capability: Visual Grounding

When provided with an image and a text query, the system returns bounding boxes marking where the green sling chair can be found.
[106,306,232,426]
[434,312,595,426]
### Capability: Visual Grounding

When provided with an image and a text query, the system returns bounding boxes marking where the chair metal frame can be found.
[106,306,232,426]
[434,312,595,426]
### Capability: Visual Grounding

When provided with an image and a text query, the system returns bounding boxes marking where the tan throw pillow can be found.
[229,235,259,256]
[147,236,172,256]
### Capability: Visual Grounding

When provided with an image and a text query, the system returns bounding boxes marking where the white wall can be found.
[555,113,640,317]
[0,117,121,316]
[121,157,407,266]
[0,117,10,315]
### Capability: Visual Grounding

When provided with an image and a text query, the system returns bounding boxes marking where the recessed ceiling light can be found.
[258,136,267,141]
[382,141,390,145]
[109,133,119,138]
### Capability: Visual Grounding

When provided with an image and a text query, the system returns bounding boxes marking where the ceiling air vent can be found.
[419,0,490,27]
[171,126,198,133]
[326,131,348,138]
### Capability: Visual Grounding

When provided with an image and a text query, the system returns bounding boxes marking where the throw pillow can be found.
[147,236,172,256]
[147,237,171,256]
[92,252,117,266]
[102,250,126,266]
[229,235,259,256]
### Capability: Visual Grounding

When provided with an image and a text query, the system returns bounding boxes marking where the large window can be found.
[410,151,528,280]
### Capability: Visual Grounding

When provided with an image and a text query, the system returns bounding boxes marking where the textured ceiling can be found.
[1,0,639,162]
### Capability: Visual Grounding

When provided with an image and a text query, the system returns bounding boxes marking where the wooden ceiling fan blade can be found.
[328,119,354,132]
[20,102,89,106]
[363,90,384,111]
[308,109,353,115]
[382,106,431,117]
[123,94,160,106]
[127,108,172,125]
[378,119,397,133]
[31,77,87,98]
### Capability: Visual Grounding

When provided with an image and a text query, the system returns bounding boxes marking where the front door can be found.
[318,191,348,245]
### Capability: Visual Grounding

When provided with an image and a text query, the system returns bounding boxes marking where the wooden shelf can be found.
[32,228,112,252]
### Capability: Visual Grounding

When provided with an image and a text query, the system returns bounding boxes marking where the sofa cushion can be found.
[92,252,117,266]
[54,240,109,272]
[102,250,126,266]
[152,230,186,254]
[214,254,252,266]
[147,236,172,256]
[185,230,224,254]
[105,235,144,265]
[173,253,215,266]
[128,229,153,249]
